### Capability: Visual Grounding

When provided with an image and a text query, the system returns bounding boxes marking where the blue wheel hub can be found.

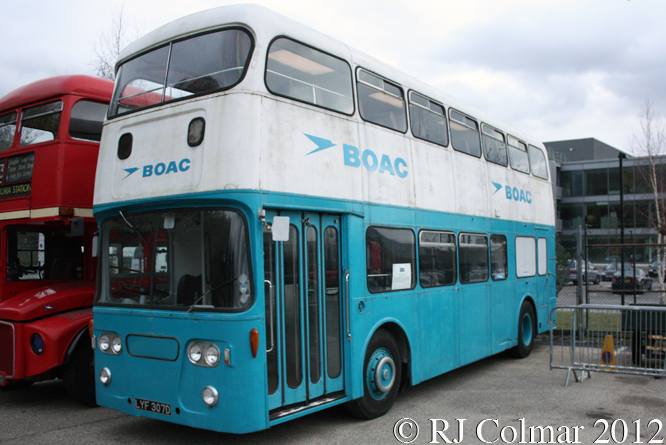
[366,347,395,400]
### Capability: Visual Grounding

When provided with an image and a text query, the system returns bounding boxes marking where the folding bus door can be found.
[264,211,345,412]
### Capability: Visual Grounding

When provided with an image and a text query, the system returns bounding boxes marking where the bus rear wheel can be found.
[346,328,401,419]
[510,301,536,359]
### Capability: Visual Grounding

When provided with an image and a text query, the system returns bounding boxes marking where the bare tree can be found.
[632,98,666,302]
[91,4,141,81]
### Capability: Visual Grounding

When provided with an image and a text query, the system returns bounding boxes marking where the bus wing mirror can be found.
[271,217,290,242]
[71,217,84,237]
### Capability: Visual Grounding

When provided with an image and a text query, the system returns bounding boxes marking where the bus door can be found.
[264,211,345,411]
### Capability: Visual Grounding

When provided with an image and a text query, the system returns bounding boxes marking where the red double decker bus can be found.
[0,75,113,405]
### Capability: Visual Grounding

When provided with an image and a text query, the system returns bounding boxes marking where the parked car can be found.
[648,260,666,278]
[568,259,601,285]
[612,268,653,294]
[602,263,634,281]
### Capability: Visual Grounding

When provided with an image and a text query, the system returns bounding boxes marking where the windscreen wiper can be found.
[119,210,148,245]
[187,277,238,313]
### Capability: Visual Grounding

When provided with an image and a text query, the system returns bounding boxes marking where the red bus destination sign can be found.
[0,152,34,199]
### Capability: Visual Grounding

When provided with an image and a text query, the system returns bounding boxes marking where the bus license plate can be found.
[135,398,171,415]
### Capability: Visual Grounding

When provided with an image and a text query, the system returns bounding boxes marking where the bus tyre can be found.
[510,301,536,359]
[346,329,401,419]
[63,341,98,407]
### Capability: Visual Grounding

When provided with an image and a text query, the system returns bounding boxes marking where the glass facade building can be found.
[546,138,666,262]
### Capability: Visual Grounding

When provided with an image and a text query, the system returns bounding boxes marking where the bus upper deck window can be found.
[528,145,548,180]
[69,101,108,142]
[20,101,63,146]
[481,124,507,167]
[409,92,448,147]
[0,111,17,151]
[357,69,407,133]
[110,28,253,117]
[266,38,353,115]
[508,136,530,174]
[450,109,481,157]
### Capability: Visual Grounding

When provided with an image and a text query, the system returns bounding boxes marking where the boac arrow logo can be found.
[304,133,408,178]
[492,182,532,204]
[122,159,191,179]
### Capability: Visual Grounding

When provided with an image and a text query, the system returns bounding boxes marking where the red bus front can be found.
[0,75,113,405]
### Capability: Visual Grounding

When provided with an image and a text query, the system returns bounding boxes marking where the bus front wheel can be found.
[63,340,98,407]
[510,301,536,359]
[346,328,401,420]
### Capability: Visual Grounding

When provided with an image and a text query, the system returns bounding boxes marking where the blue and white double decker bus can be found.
[92,4,556,433]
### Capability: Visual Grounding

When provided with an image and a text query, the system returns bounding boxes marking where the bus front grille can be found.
[0,322,15,377]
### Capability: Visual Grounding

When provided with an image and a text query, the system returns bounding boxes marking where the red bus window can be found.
[20,100,63,146]
[0,111,17,151]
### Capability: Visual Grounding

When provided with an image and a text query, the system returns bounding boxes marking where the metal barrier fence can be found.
[550,304,666,386]
[556,239,666,307]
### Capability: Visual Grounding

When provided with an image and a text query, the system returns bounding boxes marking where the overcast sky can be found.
[1,0,664,154]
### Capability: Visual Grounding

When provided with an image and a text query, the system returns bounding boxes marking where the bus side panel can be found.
[260,98,362,205]
[490,278,517,353]
[458,283,492,366]
[417,288,459,382]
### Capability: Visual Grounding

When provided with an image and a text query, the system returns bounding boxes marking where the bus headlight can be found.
[99,334,110,352]
[99,367,112,386]
[202,386,218,407]
[188,343,202,364]
[99,333,122,355]
[30,334,44,355]
[204,345,220,366]
[188,342,220,367]
[112,336,123,354]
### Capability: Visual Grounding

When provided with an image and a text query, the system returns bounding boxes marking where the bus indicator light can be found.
[250,328,259,358]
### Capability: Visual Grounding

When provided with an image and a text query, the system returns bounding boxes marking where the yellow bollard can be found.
[601,334,616,367]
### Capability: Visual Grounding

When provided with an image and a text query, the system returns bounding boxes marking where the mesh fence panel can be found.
[557,232,666,306]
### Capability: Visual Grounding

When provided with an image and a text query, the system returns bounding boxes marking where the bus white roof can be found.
[117,4,541,147]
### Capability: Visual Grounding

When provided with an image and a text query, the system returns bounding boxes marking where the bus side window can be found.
[528,145,549,180]
[69,100,108,142]
[366,226,415,292]
[357,69,407,133]
[537,237,547,276]
[0,111,17,151]
[418,230,456,287]
[20,100,63,146]
[266,38,354,115]
[409,92,448,147]
[459,233,488,283]
[515,236,536,278]
[450,109,481,157]
[508,136,530,174]
[490,234,507,280]
[482,124,508,167]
